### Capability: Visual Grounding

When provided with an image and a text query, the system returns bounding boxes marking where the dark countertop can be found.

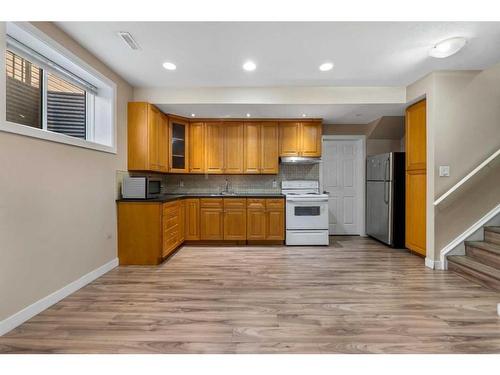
[117,192,285,203]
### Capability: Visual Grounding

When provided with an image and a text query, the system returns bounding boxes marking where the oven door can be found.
[286,198,329,230]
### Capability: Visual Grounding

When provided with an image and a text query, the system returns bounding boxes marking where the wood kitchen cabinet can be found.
[224,122,244,174]
[266,199,285,240]
[279,122,301,157]
[247,199,267,240]
[223,198,247,240]
[118,200,183,265]
[246,198,285,241]
[128,102,168,172]
[200,198,224,240]
[189,122,205,173]
[300,122,322,157]
[243,122,261,174]
[244,122,279,174]
[169,116,189,173]
[184,198,200,240]
[279,121,322,158]
[205,122,225,174]
[261,122,279,174]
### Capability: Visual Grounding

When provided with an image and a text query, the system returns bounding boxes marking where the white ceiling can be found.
[156,103,405,124]
[56,22,500,88]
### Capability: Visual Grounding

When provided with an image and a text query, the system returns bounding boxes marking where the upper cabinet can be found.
[224,122,244,174]
[128,102,322,174]
[243,122,261,174]
[128,102,168,172]
[189,122,205,173]
[205,122,225,174]
[261,122,279,174]
[169,117,189,173]
[278,121,322,158]
[300,122,322,157]
[279,122,301,157]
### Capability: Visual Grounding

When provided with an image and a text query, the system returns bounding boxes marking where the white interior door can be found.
[322,138,363,235]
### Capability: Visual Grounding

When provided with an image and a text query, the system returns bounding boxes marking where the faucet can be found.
[222,178,232,194]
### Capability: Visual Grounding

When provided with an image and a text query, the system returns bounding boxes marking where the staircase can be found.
[448,227,500,290]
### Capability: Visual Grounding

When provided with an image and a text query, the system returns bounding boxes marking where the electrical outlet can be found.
[439,165,450,177]
[272,180,278,188]
[179,180,184,187]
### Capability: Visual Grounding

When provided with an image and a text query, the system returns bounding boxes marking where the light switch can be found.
[439,165,450,177]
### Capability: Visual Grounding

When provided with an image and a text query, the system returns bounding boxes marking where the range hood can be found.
[280,156,321,164]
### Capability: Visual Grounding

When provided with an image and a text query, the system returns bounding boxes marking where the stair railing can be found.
[434,147,500,206]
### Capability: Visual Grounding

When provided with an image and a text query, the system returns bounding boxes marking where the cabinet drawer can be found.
[200,198,223,208]
[247,199,266,209]
[164,215,178,230]
[163,201,180,217]
[224,198,246,209]
[266,198,284,210]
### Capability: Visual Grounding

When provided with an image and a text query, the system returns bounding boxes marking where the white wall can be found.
[0,22,133,322]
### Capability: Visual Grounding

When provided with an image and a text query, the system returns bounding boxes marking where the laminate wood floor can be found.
[1,236,500,354]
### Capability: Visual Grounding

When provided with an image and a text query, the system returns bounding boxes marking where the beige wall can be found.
[366,139,402,156]
[0,22,133,321]
[407,67,500,261]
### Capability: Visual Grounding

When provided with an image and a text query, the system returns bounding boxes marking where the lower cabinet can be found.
[162,200,184,258]
[117,200,184,265]
[200,198,224,240]
[118,197,285,265]
[246,198,285,241]
[223,198,247,240]
[184,198,200,240]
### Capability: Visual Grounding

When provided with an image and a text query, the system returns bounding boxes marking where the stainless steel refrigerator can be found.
[366,152,405,248]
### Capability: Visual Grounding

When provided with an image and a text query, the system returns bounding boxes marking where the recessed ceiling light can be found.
[246,113,251,117]
[162,62,176,70]
[319,62,334,71]
[191,113,196,117]
[429,37,467,58]
[243,61,257,72]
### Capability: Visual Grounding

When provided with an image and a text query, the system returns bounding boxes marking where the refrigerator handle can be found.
[383,159,390,204]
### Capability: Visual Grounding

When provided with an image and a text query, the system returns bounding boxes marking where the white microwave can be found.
[121,177,162,199]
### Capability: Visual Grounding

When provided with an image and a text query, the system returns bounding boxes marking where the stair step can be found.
[447,255,500,291]
[465,240,500,268]
[485,226,500,245]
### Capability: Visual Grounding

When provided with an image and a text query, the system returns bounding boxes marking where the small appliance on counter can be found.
[282,180,329,246]
[366,152,405,248]
[121,176,162,199]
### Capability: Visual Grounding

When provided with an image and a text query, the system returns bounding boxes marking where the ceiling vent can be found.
[117,31,140,50]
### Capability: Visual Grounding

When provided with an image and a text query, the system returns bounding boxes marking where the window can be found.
[2,22,116,153]
[5,50,43,128]
[5,48,93,140]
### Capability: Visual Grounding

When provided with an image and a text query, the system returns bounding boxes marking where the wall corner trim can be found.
[0,257,118,336]
[425,257,444,270]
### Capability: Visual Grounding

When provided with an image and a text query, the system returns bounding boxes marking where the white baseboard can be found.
[425,257,444,270]
[439,203,500,266]
[0,257,118,336]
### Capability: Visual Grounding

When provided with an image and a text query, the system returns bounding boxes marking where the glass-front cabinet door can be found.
[169,117,189,173]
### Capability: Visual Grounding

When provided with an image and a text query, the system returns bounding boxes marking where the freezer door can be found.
[367,153,392,181]
[366,180,393,245]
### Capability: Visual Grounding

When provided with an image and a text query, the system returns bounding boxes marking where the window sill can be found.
[0,121,116,154]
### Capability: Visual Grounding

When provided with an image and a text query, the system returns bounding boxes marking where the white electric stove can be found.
[281,180,329,246]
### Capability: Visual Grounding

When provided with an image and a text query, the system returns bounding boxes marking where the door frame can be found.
[321,135,366,236]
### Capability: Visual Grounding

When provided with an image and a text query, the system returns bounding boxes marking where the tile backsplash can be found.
[116,163,319,197]
[163,163,319,194]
